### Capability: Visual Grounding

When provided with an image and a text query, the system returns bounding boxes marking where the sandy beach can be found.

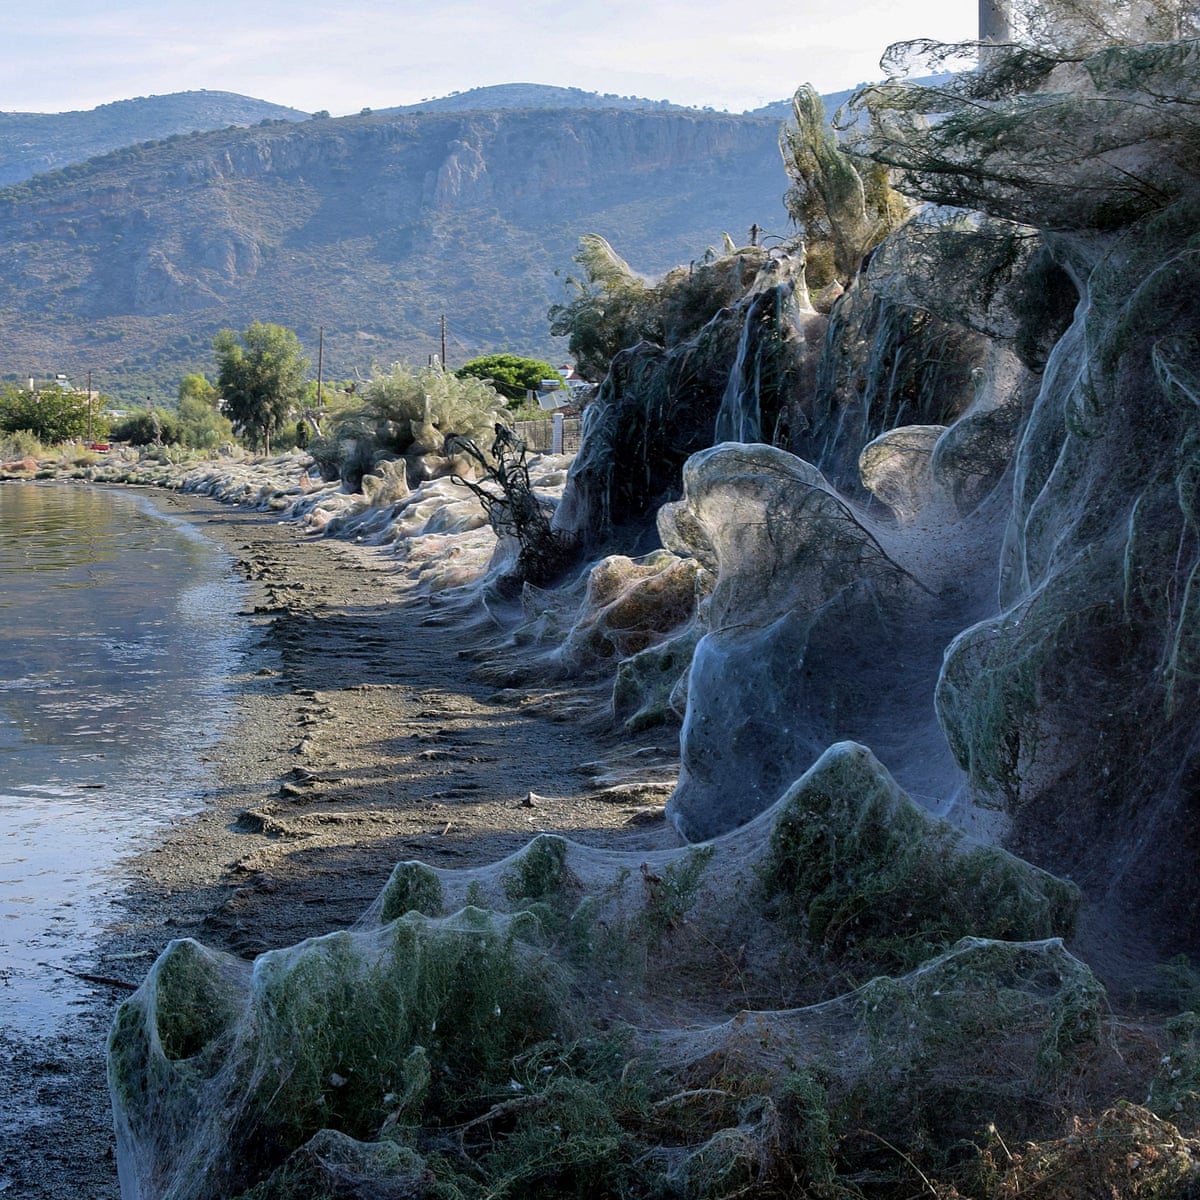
[0,486,681,1199]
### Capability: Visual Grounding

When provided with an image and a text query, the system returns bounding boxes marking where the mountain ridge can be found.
[0,91,310,187]
[0,103,791,403]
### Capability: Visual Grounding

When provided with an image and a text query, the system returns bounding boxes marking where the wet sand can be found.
[0,488,679,1199]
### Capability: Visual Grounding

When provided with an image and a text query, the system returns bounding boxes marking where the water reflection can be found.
[0,483,247,1034]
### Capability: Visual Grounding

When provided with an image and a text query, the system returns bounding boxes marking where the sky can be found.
[5,0,977,117]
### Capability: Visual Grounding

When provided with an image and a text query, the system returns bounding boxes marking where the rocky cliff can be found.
[0,105,786,402]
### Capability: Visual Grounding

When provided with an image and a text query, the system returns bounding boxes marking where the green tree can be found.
[178,372,218,408]
[455,354,561,404]
[110,409,183,446]
[176,373,234,449]
[213,322,309,454]
[0,383,97,444]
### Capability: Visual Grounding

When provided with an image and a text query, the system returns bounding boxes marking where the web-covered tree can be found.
[830,15,1200,964]
[547,235,662,381]
[992,0,1198,51]
[779,84,907,288]
[213,322,309,454]
[842,33,1200,231]
[305,362,507,488]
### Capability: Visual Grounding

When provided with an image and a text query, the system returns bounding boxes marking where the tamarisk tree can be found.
[213,322,309,454]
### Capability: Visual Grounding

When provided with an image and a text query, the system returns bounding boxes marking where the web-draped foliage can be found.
[843,36,1200,230]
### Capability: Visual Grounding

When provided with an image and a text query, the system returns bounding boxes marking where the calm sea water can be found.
[0,482,247,1036]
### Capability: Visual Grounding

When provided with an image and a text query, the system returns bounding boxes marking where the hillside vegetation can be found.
[0,91,308,187]
[0,99,786,405]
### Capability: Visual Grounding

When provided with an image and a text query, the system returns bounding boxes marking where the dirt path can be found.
[0,490,680,1199]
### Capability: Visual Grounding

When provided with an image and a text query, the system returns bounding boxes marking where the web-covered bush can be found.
[362,361,506,449]
[110,748,1098,1200]
[306,362,506,488]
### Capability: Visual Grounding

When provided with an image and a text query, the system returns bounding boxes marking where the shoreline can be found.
[0,485,679,1199]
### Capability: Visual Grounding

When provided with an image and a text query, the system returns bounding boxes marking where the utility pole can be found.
[87,370,93,441]
[440,314,447,370]
[979,0,1012,44]
[316,326,324,409]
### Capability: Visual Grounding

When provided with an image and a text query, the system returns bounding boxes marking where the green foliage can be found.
[177,391,235,449]
[235,1036,650,1200]
[175,373,234,448]
[1154,954,1200,1014]
[501,835,573,905]
[110,409,183,446]
[106,938,242,1149]
[0,384,99,445]
[638,846,715,937]
[0,429,44,459]
[778,1069,843,1196]
[234,1132,429,1200]
[852,939,1104,1150]
[178,372,218,407]
[214,322,310,454]
[497,836,581,937]
[151,939,241,1063]
[379,863,445,922]
[1147,1011,1200,1122]
[112,831,1118,1200]
[760,746,1079,976]
[456,354,561,403]
[425,1074,633,1199]
[240,912,572,1164]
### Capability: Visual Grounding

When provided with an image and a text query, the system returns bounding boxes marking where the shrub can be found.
[0,429,43,460]
[310,362,507,487]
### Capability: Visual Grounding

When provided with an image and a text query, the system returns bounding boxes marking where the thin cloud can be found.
[3,0,977,114]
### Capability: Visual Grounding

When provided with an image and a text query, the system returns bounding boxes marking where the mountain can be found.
[385,83,701,115]
[0,103,791,404]
[0,92,309,188]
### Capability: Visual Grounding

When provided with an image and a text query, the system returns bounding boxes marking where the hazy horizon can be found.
[8,0,976,118]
